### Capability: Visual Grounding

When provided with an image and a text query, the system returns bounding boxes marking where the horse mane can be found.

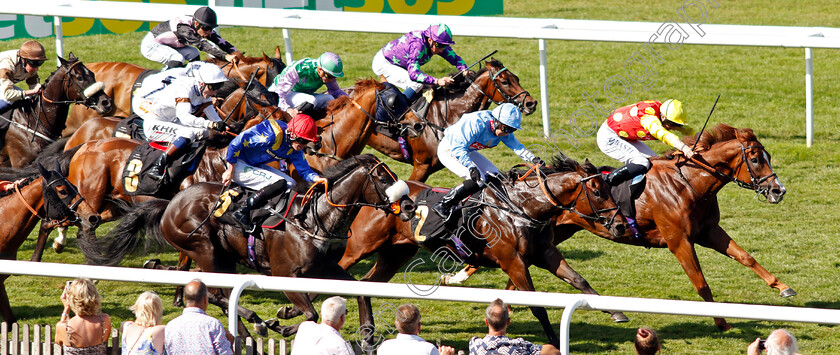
[0,138,79,180]
[245,80,277,107]
[505,155,595,181]
[683,123,755,150]
[326,79,384,112]
[0,176,37,198]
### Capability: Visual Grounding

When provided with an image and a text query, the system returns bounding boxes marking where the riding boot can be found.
[432,179,482,221]
[148,138,189,181]
[233,180,288,235]
[605,163,649,186]
[163,60,185,70]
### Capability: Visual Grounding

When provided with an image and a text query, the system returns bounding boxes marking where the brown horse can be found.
[0,149,100,322]
[63,49,285,135]
[78,154,416,339]
[304,79,390,173]
[456,124,790,331]
[1,53,111,167]
[324,157,625,347]
[204,46,286,87]
[368,58,538,181]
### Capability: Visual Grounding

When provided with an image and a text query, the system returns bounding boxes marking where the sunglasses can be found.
[498,123,516,133]
[206,82,224,91]
[431,41,444,48]
[25,59,45,68]
[198,24,215,31]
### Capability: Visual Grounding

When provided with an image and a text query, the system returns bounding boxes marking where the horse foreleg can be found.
[536,247,629,322]
[206,287,266,337]
[442,264,480,285]
[172,253,193,307]
[53,226,67,253]
[267,291,317,337]
[30,224,53,262]
[666,234,731,331]
[0,275,15,323]
[698,225,796,297]
[501,257,560,347]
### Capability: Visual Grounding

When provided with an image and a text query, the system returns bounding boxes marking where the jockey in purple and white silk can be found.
[372,24,467,100]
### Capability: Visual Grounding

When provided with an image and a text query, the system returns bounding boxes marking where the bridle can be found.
[40,61,103,108]
[677,142,778,199]
[468,64,532,111]
[530,165,621,230]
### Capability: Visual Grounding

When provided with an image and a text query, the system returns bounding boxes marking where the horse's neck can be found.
[1,179,44,230]
[311,170,367,232]
[430,78,489,127]
[327,95,375,157]
[489,174,570,221]
[665,141,742,195]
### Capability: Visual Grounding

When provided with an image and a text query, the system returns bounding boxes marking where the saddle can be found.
[113,114,148,142]
[409,187,484,259]
[212,185,296,232]
[599,166,647,217]
[121,140,206,196]
[129,69,161,113]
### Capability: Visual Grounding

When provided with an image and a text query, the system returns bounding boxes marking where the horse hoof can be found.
[53,242,64,254]
[611,312,629,323]
[276,306,302,319]
[439,274,452,285]
[143,259,162,269]
[253,322,267,337]
[780,288,797,298]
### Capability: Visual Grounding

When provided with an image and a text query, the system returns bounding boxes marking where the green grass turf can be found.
[3,0,840,353]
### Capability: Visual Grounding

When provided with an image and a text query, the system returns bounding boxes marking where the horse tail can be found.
[77,198,170,266]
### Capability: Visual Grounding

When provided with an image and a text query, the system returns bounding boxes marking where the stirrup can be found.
[148,167,166,181]
[432,202,454,221]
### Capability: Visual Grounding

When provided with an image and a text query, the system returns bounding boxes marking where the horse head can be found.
[473,58,537,115]
[36,161,101,230]
[321,154,415,221]
[52,53,112,114]
[687,124,786,204]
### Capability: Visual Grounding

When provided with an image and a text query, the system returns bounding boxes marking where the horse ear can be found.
[67,52,78,62]
[58,56,67,66]
[37,163,50,179]
[274,46,282,59]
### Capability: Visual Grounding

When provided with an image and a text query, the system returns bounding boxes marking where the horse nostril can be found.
[89,215,101,226]
[615,224,626,234]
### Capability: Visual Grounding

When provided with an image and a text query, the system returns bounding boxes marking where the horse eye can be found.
[750,157,759,164]
[501,80,509,86]
[593,189,601,198]
[57,189,69,197]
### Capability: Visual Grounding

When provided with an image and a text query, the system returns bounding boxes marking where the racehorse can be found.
[63,77,285,150]
[304,79,391,173]
[204,46,286,87]
[367,58,538,181]
[78,154,415,338]
[1,53,111,167]
[63,48,285,135]
[0,148,100,322]
[454,124,790,331]
[324,156,625,347]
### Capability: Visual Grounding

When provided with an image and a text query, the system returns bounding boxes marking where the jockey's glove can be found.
[206,121,227,132]
[469,167,481,182]
[531,157,544,166]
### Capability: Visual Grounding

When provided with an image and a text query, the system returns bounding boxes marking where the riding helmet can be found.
[195,64,226,84]
[425,24,455,45]
[661,99,687,125]
[19,40,47,61]
[193,6,218,28]
[288,114,321,143]
[491,103,522,131]
[317,52,345,78]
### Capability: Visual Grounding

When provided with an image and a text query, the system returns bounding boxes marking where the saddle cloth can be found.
[113,114,148,141]
[212,185,295,231]
[410,188,483,246]
[121,141,205,196]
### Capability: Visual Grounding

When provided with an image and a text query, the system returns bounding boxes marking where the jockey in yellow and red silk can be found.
[372,23,467,101]
[596,99,695,238]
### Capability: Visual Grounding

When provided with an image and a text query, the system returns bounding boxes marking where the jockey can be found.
[222,114,325,233]
[433,103,542,220]
[0,40,46,116]
[141,6,240,70]
[134,64,228,181]
[596,99,695,238]
[267,52,347,117]
[372,23,468,101]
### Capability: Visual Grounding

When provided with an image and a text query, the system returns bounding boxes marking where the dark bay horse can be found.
[204,46,286,87]
[79,154,415,338]
[63,49,285,135]
[369,58,538,181]
[457,124,790,331]
[0,149,100,322]
[330,157,624,347]
[1,53,111,167]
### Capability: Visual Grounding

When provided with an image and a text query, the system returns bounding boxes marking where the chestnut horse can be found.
[0,149,100,322]
[63,48,286,135]
[368,58,538,181]
[321,157,625,347]
[1,53,111,167]
[78,154,416,339]
[456,124,790,331]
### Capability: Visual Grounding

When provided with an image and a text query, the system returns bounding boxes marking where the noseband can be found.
[678,143,778,198]
[469,65,532,111]
[535,168,620,230]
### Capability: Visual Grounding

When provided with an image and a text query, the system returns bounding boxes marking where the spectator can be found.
[634,327,660,355]
[290,296,354,355]
[121,291,166,355]
[55,278,113,355]
[165,279,234,355]
[468,298,561,355]
[748,329,802,355]
[377,303,454,355]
